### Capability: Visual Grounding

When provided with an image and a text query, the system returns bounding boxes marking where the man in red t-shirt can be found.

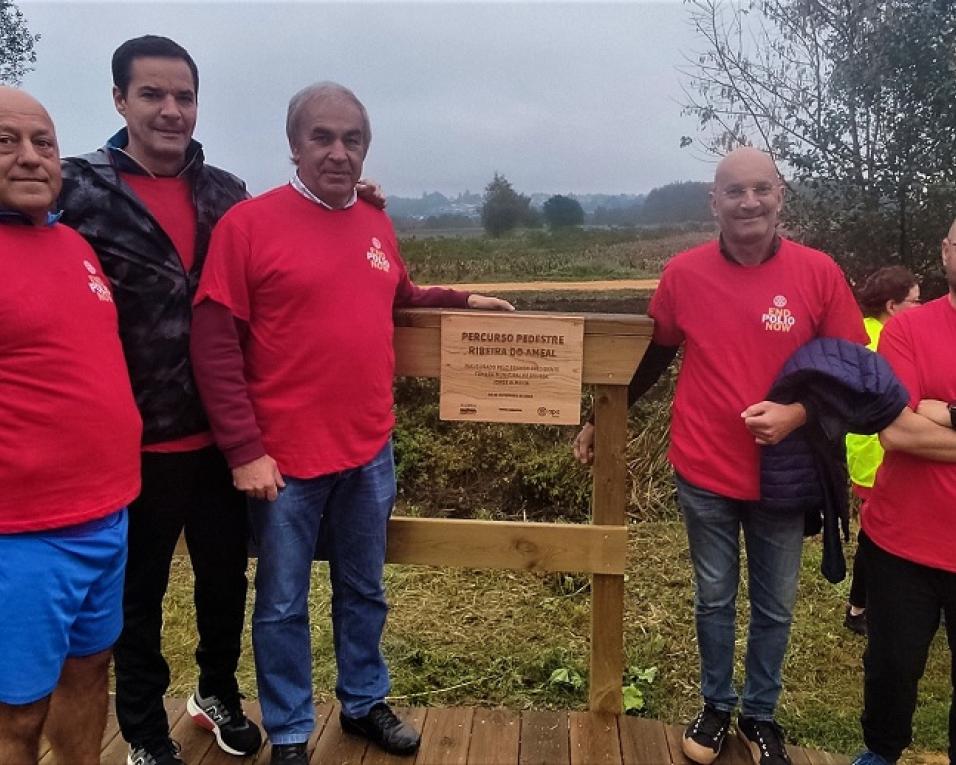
[850,219,956,765]
[0,87,141,765]
[574,148,866,765]
[190,82,512,765]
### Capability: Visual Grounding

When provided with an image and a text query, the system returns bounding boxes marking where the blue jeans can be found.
[250,441,396,744]
[675,473,804,719]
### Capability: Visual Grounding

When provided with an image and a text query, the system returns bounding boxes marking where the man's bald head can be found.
[713,147,781,188]
[710,146,784,257]
[0,86,61,225]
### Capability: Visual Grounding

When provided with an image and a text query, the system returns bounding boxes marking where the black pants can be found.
[849,528,868,609]
[860,533,956,763]
[114,447,249,748]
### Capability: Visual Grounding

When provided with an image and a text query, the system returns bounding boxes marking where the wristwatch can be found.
[948,402,956,429]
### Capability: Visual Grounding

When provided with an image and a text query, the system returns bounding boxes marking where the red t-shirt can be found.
[863,297,956,573]
[120,173,197,271]
[195,185,468,478]
[650,238,866,500]
[0,223,142,533]
[121,173,214,454]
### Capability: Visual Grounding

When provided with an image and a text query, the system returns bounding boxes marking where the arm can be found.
[880,406,956,461]
[191,299,285,500]
[573,341,679,465]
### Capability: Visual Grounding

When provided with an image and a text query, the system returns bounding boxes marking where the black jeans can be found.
[848,529,868,609]
[114,447,249,748]
[860,533,956,763]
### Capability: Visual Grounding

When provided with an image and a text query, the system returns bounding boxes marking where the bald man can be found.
[0,87,142,765]
[574,147,866,765]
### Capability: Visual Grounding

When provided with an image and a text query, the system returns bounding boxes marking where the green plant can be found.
[622,665,659,715]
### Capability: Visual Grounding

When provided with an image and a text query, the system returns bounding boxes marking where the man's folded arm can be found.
[879,406,956,462]
[190,298,267,468]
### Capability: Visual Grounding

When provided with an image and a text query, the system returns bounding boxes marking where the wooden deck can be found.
[44,699,849,765]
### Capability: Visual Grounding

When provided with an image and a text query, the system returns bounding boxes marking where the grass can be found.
[400,225,714,284]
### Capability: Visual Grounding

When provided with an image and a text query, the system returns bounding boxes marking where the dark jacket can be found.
[762,338,909,583]
[59,129,247,445]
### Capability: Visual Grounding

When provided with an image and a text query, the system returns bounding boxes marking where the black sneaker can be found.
[844,606,867,637]
[271,742,309,765]
[681,704,731,764]
[340,702,421,755]
[127,739,184,765]
[187,689,263,755]
[737,716,792,765]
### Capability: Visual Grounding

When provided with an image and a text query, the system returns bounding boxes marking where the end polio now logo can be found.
[762,294,795,333]
[366,236,390,272]
[83,260,114,303]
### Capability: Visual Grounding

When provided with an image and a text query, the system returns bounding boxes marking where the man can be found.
[190,82,513,765]
[574,147,866,765]
[850,221,956,765]
[57,36,259,765]
[0,86,142,765]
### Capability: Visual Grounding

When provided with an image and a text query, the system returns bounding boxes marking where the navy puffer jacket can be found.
[762,338,908,583]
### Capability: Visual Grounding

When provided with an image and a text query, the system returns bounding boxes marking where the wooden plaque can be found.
[439,312,584,424]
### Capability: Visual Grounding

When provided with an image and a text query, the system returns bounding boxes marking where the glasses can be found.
[719,183,779,200]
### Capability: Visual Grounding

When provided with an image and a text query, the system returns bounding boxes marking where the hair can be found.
[856,265,918,318]
[285,82,371,152]
[111,35,199,97]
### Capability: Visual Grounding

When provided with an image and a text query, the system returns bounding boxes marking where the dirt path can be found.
[420,278,659,292]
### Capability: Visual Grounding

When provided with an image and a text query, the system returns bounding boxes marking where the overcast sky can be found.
[18,1,714,196]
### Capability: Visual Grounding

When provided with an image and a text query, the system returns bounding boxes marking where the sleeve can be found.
[877,316,919,408]
[193,213,253,321]
[647,266,684,346]
[394,256,471,309]
[190,300,266,468]
[818,261,868,344]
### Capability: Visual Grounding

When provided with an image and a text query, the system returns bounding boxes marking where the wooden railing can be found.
[389,308,653,714]
[179,308,653,715]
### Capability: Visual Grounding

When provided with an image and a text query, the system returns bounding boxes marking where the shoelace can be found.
[693,707,729,739]
[368,705,403,733]
[751,720,788,759]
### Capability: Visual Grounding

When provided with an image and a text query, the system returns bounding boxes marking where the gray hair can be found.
[285,81,371,153]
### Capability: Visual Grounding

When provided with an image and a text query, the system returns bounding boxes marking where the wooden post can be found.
[589,384,628,714]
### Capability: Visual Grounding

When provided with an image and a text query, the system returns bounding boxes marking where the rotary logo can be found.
[83,259,97,275]
[762,294,795,333]
[366,237,390,273]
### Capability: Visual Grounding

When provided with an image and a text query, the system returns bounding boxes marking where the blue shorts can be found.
[0,509,127,705]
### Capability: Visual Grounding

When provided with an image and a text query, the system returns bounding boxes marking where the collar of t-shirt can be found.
[718,233,782,265]
[0,208,62,226]
[105,127,201,179]
[289,172,357,210]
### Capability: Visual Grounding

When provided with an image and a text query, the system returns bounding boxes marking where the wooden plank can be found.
[362,707,428,765]
[393,309,653,385]
[169,696,215,763]
[257,701,333,765]
[519,710,570,765]
[385,517,626,574]
[618,716,673,764]
[569,711,623,765]
[787,746,813,765]
[589,384,628,714]
[723,729,761,765]
[663,723,697,765]
[312,703,368,765]
[466,708,520,764]
[416,707,474,765]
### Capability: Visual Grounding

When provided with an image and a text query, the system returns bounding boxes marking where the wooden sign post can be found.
[439,312,584,425]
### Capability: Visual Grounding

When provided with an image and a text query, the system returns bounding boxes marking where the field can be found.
[160,227,949,763]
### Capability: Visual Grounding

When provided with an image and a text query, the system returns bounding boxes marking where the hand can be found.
[916,399,951,427]
[356,178,386,209]
[573,422,595,465]
[741,401,807,445]
[467,293,515,311]
[232,454,286,501]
